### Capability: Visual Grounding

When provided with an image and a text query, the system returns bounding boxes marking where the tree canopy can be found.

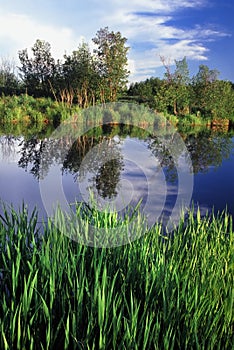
[129,57,234,120]
[18,39,57,97]
[0,28,233,121]
[16,27,129,104]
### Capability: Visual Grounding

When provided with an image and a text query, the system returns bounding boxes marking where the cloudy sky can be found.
[0,0,233,82]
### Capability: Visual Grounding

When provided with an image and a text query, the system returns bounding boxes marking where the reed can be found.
[0,94,79,126]
[0,204,233,349]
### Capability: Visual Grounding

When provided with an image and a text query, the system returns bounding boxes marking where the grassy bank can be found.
[0,94,80,126]
[0,95,231,130]
[0,205,233,349]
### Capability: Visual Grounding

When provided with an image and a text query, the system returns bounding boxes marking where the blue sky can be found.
[0,0,233,82]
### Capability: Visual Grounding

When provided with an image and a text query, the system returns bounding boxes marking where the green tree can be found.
[193,64,219,85]
[61,42,99,107]
[0,57,21,95]
[191,64,220,117]
[173,57,191,115]
[208,80,234,119]
[18,39,57,97]
[128,77,162,108]
[155,56,191,116]
[92,27,130,102]
[154,80,173,114]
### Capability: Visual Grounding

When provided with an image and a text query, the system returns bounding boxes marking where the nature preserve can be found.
[0,28,233,349]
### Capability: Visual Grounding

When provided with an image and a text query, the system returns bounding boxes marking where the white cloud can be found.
[99,1,228,81]
[0,0,229,82]
[102,0,206,13]
[0,11,83,61]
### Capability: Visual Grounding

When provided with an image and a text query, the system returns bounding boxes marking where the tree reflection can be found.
[95,158,122,199]
[14,129,124,201]
[63,135,124,199]
[0,135,19,160]
[185,130,233,173]
[18,137,45,179]
[148,129,233,178]
[147,133,181,183]
[17,137,66,179]
[5,125,233,196]
[62,135,100,175]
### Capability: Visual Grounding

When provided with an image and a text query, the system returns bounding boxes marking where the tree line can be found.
[0,27,129,107]
[128,57,234,120]
[128,57,234,119]
[0,27,234,120]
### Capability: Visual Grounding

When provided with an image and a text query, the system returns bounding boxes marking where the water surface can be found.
[0,124,234,227]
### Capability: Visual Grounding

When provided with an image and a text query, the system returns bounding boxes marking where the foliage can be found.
[60,42,99,107]
[129,57,234,121]
[92,27,130,102]
[0,204,233,349]
[0,58,22,95]
[16,28,130,105]
[208,80,234,119]
[18,39,58,97]
[1,33,234,122]
[159,56,191,116]
[0,94,79,125]
[128,77,161,108]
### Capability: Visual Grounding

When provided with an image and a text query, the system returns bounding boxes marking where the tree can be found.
[173,57,191,115]
[207,80,234,119]
[161,56,191,115]
[155,56,191,116]
[18,39,57,97]
[193,64,219,85]
[154,80,174,114]
[191,64,220,117]
[128,77,162,108]
[0,57,20,95]
[92,27,130,102]
[174,57,190,86]
[61,42,99,107]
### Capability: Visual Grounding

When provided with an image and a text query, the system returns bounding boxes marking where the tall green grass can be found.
[0,94,80,126]
[0,204,233,349]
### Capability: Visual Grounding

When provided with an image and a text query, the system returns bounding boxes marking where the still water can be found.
[0,124,234,227]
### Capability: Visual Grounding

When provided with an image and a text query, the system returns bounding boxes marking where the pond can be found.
[0,123,234,230]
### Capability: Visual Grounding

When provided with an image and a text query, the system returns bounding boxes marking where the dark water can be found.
[0,124,234,227]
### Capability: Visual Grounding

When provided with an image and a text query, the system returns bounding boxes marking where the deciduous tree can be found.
[18,39,57,97]
[0,57,20,95]
[191,64,220,116]
[92,27,130,102]
[61,42,98,107]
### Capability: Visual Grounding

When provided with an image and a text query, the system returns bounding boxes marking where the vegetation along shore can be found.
[0,26,234,127]
[0,205,233,349]
[0,26,234,349]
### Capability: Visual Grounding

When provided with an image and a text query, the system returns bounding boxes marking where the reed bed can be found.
[0,204,233,349]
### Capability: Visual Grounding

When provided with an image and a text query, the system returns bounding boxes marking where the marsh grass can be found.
[0,95,80,126]
[0,204,233,349]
